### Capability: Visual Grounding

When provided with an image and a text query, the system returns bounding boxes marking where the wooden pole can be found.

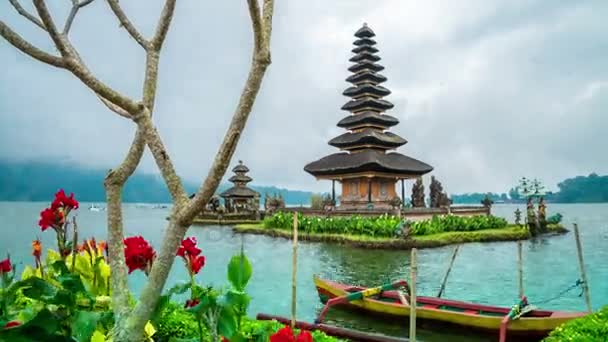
[401,179,405,207]
[437,245,459,298]
[332,180,335,203]
[409,248,417,342]
[518,241,524,298]
[573,224,592,313]
[291,212,299,329]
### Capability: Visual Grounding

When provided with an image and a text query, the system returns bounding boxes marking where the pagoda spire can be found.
[332,23,405,151]
[304,24,433,183]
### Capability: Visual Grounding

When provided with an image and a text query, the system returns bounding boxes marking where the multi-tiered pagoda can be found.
[304,23,433,210]
[220,161,260,213]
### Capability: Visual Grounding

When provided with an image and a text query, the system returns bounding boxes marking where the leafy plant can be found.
[547,213,563,225]
[543,305,608,342]
[409,215,508,236]
[263,212,403,237]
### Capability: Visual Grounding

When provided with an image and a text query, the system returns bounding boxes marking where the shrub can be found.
[263,212,509,238]
[409,215,508,236]
[154,302,202,341]
[263,212,403,237]
[543,306,608,342]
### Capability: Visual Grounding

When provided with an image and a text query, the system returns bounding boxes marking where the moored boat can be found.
[314,276,586,340]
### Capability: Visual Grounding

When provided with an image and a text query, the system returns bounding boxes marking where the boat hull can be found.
[314,276,585,338]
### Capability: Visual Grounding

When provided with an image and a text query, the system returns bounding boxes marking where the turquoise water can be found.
[1,202,606,341]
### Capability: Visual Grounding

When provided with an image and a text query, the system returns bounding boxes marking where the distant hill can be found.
[0,161,317,205]
[451,173,608,204]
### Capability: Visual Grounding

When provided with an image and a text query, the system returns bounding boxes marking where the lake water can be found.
[1,202,606,341]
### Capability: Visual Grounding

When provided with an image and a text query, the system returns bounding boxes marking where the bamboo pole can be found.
[409,248,417,342]
[291,212,299,329]
[518,241,524,298]
[437,245,459,298]
[573,224,592,313]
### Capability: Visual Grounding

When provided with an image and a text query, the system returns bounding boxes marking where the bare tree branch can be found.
[247,0,263,51]
[136,114,188,204]
[179,0,274,223]
[0,21,66,68]
[32,0,71,56]
[142,52,160,111]
[150,0,176,51]
[64,0,97,35]
[104,126,146,322]
[106,0,149,50]
[97,95,132,119]
[261,0,274,57]
[8,0,46,31]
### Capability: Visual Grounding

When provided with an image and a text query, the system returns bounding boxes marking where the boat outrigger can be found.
[314,276,587,341]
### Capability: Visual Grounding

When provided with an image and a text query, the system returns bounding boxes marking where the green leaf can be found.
[225,290,250,313]
[50,260,70,275]
[229,332,248,342]
[217,307,237,339]
[19,277,58,301]
[90,331,106,342]
[71,310,101,342]
[165,282,192,297]
[57,273,86,294]
[227,253,252,291]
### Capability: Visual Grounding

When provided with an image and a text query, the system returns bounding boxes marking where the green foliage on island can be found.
[0,161,317,205]
[263,212,509,238]
[543,306,608,342]
[264,212,403,237]
[409,215,508,236]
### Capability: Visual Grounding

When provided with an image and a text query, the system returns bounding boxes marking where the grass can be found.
[233,223,568,250]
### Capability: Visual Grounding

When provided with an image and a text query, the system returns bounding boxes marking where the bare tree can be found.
[1,0,274,340]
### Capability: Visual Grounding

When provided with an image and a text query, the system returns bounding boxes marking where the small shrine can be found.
[219,161,260,213]
[304,23,433,210]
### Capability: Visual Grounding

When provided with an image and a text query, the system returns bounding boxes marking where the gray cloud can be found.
[1,0,607,195]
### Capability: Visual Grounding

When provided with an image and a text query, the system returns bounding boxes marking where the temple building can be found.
[304,24,433,210]
[220,160,260,213]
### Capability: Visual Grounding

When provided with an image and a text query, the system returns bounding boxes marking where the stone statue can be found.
[322,194,335,211]
[438,192,452,208]
[538,197,547,232]
[390,196,402,210]
[429,176,446,208]
[526,197,538,236]
[207,195,220,212]
[411,178,425,208]
[514,208,522,225]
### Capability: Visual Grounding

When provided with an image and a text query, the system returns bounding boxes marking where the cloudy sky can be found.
[1,0,607,194]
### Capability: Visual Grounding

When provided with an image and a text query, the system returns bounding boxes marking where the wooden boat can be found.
[314,276,586,339]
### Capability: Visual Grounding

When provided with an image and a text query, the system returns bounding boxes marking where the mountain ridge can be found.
[0,161,317,205]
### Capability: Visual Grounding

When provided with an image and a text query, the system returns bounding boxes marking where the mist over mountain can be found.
[0,161,316,205]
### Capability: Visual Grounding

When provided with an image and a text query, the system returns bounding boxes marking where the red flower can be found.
[270,326,295,342]
[221,337,230,342]
[184,298,200,308]
[177,237,205,275]
[38,207,60,231]
[3,321,21,329]
[0,257,12,274]
[189,255,206,274]
[123,236,155,274]
[270,326,313,342]
[51,189,79,211]
[39,190,78,231]
[177,237,201,258]
[296,330,313,342]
